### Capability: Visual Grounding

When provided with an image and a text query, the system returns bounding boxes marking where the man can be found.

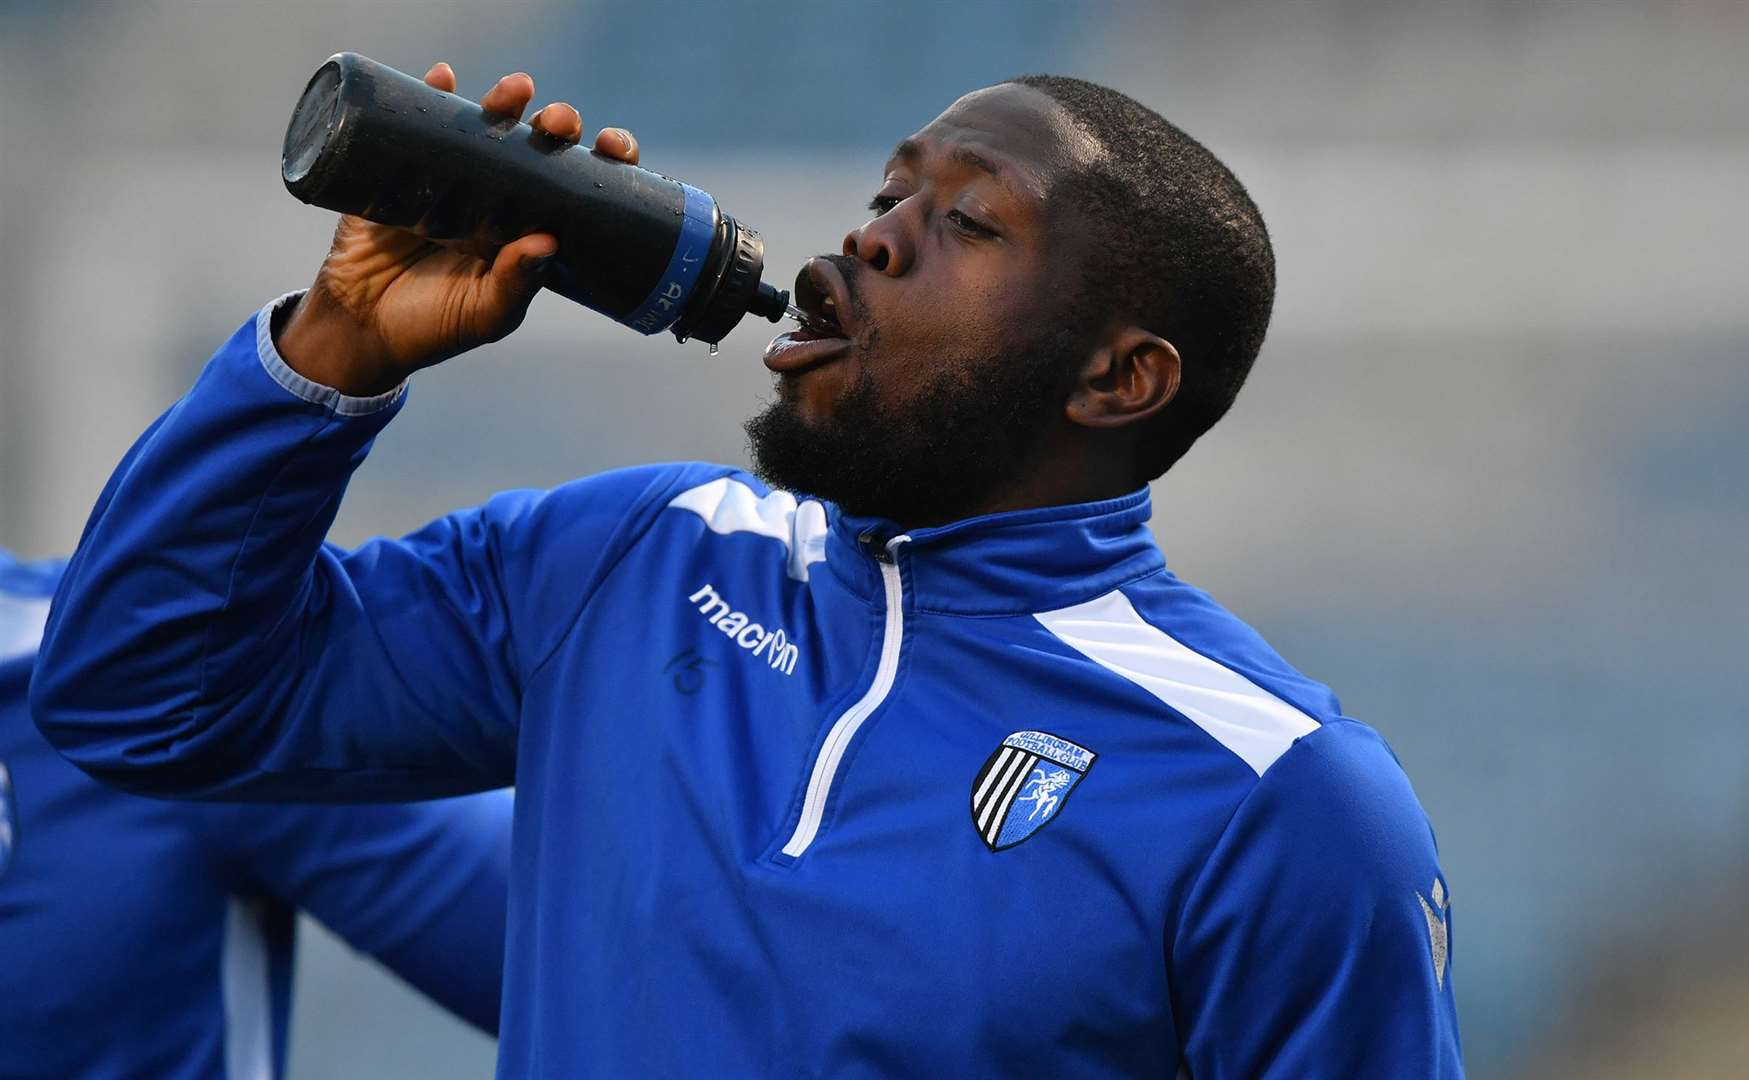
[33,62,1462,1076]
[2,551,511,1077]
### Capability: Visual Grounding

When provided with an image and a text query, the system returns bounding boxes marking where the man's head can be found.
[748,76,1274,527]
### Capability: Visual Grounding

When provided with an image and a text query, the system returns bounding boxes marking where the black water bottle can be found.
[281,53,789,346]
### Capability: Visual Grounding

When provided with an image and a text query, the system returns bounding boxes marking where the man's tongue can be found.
[764,326,851,372]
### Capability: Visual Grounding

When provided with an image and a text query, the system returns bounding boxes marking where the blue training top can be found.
[32,294,1462,1078]
[2,551,512,1079]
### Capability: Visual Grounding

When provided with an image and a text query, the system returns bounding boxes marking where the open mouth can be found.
[764,258,855,374]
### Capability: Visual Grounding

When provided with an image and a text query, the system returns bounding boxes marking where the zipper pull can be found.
[857,530,893,563]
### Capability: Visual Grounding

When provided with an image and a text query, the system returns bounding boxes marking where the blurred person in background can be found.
[31,61,1460,1077]
[1,550,511,1078]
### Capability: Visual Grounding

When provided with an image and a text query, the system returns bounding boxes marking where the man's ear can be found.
[1064,327,1181,430]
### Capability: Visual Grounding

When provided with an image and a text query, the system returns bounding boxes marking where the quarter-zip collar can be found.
[825,487,1163,616]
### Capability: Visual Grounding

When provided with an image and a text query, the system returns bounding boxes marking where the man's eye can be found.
[947,209,994,237]
[867,195,901,216]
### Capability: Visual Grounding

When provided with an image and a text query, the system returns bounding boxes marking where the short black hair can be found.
[1008,75,1275,479]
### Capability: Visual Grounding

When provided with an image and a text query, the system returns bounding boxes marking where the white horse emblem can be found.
[1017,767,1074,821]
[970,731,1097,851]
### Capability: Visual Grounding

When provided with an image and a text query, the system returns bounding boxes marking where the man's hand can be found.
[275,62,641,397]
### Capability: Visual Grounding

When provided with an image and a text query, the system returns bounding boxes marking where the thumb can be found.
[480,233,558,324]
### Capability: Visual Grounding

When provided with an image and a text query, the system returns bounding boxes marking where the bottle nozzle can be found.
[750,281,790,323]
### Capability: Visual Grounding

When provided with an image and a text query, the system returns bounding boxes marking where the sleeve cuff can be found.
[254,291,409,417]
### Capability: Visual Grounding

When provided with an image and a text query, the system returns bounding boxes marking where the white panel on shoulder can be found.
[667,476,828,582]
[1035,590,1318,776]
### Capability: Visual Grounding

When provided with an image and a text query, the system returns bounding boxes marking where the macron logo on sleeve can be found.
[688,583,799,676]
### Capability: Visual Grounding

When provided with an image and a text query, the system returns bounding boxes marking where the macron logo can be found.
[688,583,799,676]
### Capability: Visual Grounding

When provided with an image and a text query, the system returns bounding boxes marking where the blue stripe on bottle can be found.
[621,182,718,335]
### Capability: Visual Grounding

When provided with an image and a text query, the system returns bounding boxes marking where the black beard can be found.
[745,326,1077,527]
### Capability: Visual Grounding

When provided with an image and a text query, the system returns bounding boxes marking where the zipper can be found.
[779,533,910,859]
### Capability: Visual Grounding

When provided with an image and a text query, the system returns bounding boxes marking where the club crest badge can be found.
[970,731,1096,851]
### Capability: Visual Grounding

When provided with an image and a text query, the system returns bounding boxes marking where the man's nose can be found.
[842,214,911,277]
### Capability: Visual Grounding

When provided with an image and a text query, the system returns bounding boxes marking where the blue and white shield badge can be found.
[970,731,1096,851]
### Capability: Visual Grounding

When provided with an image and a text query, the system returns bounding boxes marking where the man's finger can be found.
[594,128,639,165]
[480,72,535,120]
[477,233,559,332]
[497,232,558,276]
[531,103,583,144]
[423,62,456,93]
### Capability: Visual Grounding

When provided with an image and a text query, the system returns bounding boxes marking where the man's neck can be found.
[888,464,1138,532]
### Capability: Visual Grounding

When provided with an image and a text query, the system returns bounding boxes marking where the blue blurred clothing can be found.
[33,296,1461,1077]
[2,553,511,1080]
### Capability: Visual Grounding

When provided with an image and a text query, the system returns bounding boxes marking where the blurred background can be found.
[3,0,1746,1076]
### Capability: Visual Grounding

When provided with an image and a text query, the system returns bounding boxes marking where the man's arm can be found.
[29,63,662,801]
[194,791,515,1033]
[1170,721,1462,1078]
[29,299,700,800]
